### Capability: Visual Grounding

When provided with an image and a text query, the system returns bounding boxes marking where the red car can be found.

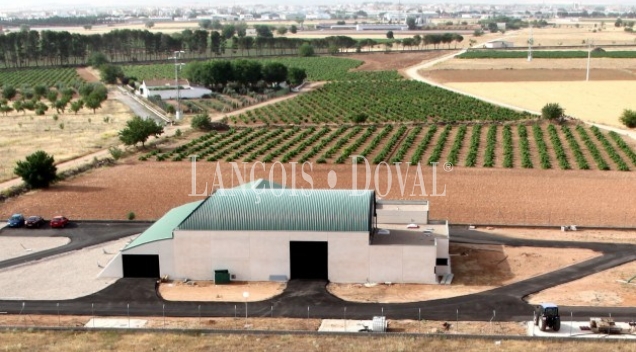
[50,216,69,228]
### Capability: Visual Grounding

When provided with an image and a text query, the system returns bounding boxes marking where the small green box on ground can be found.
[214,269,230,284]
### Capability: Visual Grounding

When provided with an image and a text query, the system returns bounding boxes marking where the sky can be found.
[3,0,636,11]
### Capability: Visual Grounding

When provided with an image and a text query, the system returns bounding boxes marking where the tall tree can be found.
[262,62,288,86]
[119,116,164,147]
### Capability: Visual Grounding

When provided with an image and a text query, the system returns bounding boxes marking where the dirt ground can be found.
[76,67,100,82]
[328,245,599,303]
[478,227,636,244]
[444,80,636,127]
[2,162,636,227]
[419,56,636,126]
[424,57,636,71]
[527,259,636,307]
[346,51,451,73]
[0,98,132,182]
[159,281,286,302]
[501,26,636,47]
[0,314,525,335]
[420,68,636,83]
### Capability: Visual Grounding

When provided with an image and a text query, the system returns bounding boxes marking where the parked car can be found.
[25,216,45,228]
[7,214,25,228]
[50,216,69,228]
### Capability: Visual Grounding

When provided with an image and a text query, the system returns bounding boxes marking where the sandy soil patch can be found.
[420,68,636,82]
[0,98,133,182]
[476,227,636,244]
[500,26,636,47]
[0,235,136,300]
[424,57,636,71]
[527,260,636,307]
[0,236,70,261]
[159,281,286,302]
[2,163,636,228]
[443,80,636,127]
[328,245,599,303]
[344,51,451,72]
[76,68,100,82]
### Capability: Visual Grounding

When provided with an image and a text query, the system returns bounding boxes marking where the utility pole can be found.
[586,39,592,81]
[169,50,185,120]
[527,25,533,62]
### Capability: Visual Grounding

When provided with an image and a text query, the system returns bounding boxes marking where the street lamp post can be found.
[169,50,185,120]
[243,291,249,328]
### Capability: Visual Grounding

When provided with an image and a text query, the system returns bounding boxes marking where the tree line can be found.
[0,26,465,69]
[185,59,307,92]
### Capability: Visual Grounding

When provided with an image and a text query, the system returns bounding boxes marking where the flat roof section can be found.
[372,223,448,246]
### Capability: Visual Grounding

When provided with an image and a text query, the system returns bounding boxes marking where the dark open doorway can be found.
[122,254,160,278]
[290,241,328,280]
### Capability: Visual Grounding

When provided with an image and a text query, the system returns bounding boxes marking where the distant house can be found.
[484,40,514,49]
[138,79,212,100]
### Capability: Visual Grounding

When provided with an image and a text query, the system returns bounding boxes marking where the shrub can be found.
[541,103,565,124]
[191,113,213,130]
[127,212,136,220]
[620,109,636,128]
[350,112,368,123]
[109,146,124,160]
[298,43,315,57]
[14,150,57,188]
[175,129,182,137]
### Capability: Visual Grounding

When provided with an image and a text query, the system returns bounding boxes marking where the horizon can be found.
[3,0,636,12]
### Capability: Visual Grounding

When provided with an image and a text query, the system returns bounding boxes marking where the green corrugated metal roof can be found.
[124,200,204,250]
[178,188,375,232]
[233,179,283,190]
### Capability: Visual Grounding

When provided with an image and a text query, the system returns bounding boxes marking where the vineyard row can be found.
[142,124,636,171]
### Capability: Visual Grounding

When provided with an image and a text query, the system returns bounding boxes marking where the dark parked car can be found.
[25,216,45,228]
[7,214,25,228]
[50,216,69,228]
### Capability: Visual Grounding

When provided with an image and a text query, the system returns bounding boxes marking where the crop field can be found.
[122,57,402,82]
[228,81,534,125]
[141,122,636,171]
[0,68,83,87]
[458,50,636,59]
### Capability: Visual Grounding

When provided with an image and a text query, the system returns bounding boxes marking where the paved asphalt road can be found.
[1,225,636,322]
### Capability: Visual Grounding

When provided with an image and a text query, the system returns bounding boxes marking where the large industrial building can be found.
[101,179,451,284]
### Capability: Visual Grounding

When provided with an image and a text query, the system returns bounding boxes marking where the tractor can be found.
[534,303,561,332]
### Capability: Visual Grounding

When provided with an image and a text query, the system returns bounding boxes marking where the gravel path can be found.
[0,237,70,262]
[0,235,136,300]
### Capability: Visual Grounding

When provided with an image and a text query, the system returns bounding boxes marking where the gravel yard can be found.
[0,235,137,300]
[0,236,70,262]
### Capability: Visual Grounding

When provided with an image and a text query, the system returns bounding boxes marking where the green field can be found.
[230,81,534,124]
[122,57,402,82]
[142,123,636,171]
[458,50,636,59]
[0,68,83,87]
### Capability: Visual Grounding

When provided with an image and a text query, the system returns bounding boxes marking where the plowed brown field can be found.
[2,160,635,227]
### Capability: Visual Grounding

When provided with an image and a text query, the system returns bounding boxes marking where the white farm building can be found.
[138,79,212,100]
[100,180,451,284]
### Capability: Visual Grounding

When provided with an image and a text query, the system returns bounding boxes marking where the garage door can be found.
[122,254,160,278]
[290,241,328,280]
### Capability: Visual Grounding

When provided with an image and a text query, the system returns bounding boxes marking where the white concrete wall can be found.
[118,230,443,284]
[435,238,451,275]
[368,245,437,284]
[173,230,362,282]
[376,209,428,224]
[104,240,176,278]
